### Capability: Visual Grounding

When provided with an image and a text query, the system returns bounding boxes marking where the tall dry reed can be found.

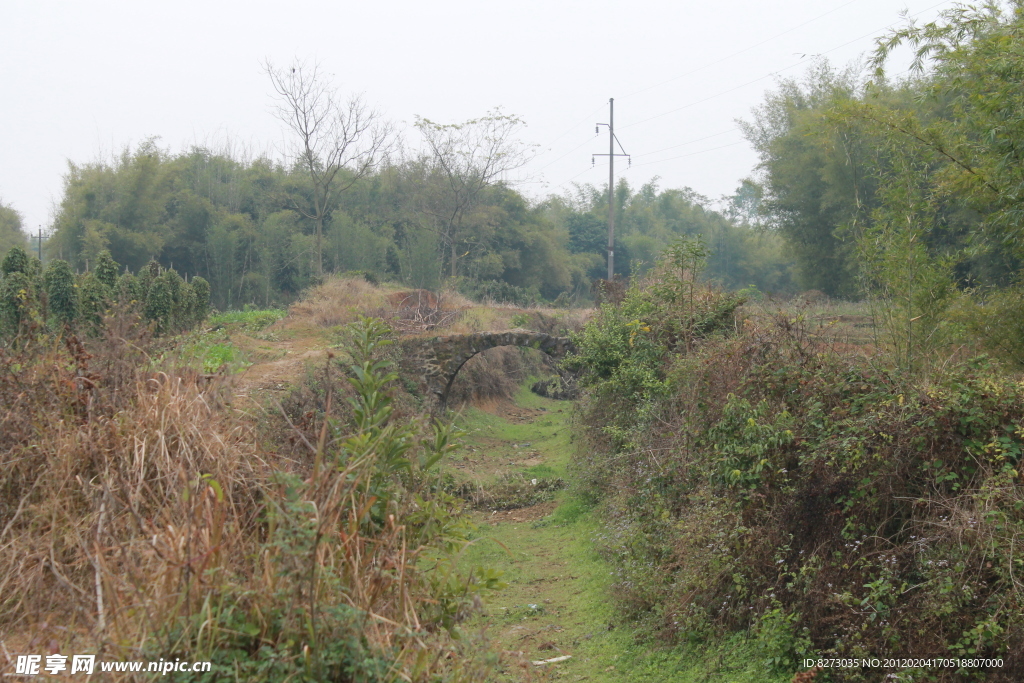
[0,315,495,681]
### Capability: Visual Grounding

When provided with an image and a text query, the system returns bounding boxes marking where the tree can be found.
[1,244,31,277]
[0,200,28,257]
[93,250,120,291]
[45,259,79,326]
[740,61,873,297]
[0,272,37,337]
[265,59,394,277]
[870,1,1024,261]
[415,110,530,278]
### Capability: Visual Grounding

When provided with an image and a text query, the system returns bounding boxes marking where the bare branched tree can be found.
[265,59,394,277]
[415,111,531,278]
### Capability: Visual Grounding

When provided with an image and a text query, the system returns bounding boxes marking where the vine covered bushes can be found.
[0,245,209,341]
[571,250,1024,680]
[565,237,745,452]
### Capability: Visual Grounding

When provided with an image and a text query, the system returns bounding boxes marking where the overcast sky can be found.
[1,0,956,235]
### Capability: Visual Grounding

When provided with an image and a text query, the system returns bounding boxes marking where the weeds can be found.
[456,472,567,511]
[287,276,388,328]
[571,251,1024,680]
[208,307,287,337]
[0,313,499,681]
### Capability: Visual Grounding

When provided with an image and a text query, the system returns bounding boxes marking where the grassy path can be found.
[450,387,785,683]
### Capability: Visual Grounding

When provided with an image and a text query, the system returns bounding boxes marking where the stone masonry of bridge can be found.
[399,330,575,409]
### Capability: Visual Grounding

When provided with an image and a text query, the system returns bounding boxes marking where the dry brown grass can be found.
[445,346,546,407]
[740,297,878,348]
[278,275,593,340]
[285,276,389,329]
[0,316,493,681]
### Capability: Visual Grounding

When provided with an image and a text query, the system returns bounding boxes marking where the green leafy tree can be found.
[179,281,198,329]
[0,201,29,256]
[117,271,143,307]
[93,250,120,291]
[78,272,108,330]
[871,1,1024,260]
[739,61,872,297]
[1,245,31,277]
[191,276,211,322]
[45,259,79,327]
[145,275,172,334]
[0,272,38,337]
[158,269,184,330]
[138,259,160,303]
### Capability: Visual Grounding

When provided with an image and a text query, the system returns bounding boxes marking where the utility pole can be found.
[36,226,43,262]
[593,98,630,280]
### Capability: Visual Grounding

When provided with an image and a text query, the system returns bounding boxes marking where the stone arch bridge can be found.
[399,330,575,409]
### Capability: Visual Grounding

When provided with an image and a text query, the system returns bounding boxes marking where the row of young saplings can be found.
[0,246,210,338]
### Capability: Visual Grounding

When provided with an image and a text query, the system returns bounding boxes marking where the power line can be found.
[536,131,600,172]
[630,141,748,169]
[540,0,956,196]
[534,2,878,173]
[555,139,746,184]
[632,128,740,159]
[553,56,938,187]
[539,0,930,160]
[561,164,603,186]
[533,103,607,159]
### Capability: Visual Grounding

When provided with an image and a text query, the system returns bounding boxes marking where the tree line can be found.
[742,2,1024,299]
[738,1,1024,365]
[6,2,1024,321]
[0,141,793,312]
[26,4,1024,319]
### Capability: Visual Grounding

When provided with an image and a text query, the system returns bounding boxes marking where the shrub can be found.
[1,244,30,276]
[145,273,173,333]
[565,248,744,451]
[44,259,78,326]
[92,249,119,290]
[569,242,1024,680]
[191,275,210,322]
[0,271,39,337]
[116,271,142,306]
[457,277,537,307]
[574,312,1024,679]
[77,271,107,330]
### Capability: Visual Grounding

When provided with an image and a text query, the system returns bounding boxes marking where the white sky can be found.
[1,0,955,235]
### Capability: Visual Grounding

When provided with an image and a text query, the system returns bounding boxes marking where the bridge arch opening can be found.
[399,331,575,410]
[440,345,560,407]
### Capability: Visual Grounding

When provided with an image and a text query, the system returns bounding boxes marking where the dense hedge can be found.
[0,245,209,340]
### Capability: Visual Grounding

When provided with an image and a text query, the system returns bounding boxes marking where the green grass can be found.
[170,329,251,374]
[208,307,287,336]
[465,502,794,683]
[159,307,288,373]
[452,382,574,478]
[523,463,558,479]
[453,383,794,682]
